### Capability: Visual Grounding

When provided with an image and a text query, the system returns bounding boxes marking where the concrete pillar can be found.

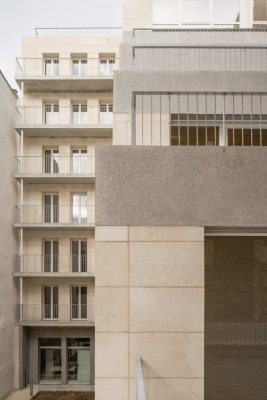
[240,0,253,28]
[61,338,68,384]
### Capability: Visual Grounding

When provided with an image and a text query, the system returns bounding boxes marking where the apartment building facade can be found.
[2,0,267,399]
[94,1,267,400]
[14,30,120,389]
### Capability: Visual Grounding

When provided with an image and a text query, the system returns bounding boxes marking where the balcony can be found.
[206,322,267,346]
[15,155,95,183]
[16,304,95,327]
[14,255,95,277]
[15,57,119,92]
[15,205,95,230]
[15,106,113,137]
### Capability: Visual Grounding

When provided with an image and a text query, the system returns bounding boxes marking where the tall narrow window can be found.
[43,286,58,319]
[44,149,59,174]
[72,104,87,125]
[40,338,61,381]
[68,338,90,382]
[72,194,87,224]
[99,104,113,124]
[71,286,87,320]
[72,59,88,76]
[43,240,59,272]
[71,240,87,272]
[44,104,59,125]
[44,58,59,76]
[44,194,59,223]
[72,149,88,174]
[99,58,116,75]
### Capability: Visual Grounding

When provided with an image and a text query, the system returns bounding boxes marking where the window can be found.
[171,126,219,146]
[43,240,58,272]
[72,104,88,125]
[227,129,267,146]
[43,194,59,223]
[72,59,88,76]
[99,104,113,124]
[72,194,88,224]
[72,149,88,174]
[44,149,59,174]
[44,58,59,76]
[99,58,116,75]
[71,286,87,320]
[71,240,87,272]
[68,338,90,382]
[44,104,59,125]
[40,338,61,381]
[43,286,58,319]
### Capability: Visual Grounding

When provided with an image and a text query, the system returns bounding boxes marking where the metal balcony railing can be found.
[17,304,95,322]
[16,106,113,126]
[15,255,95,274]
[206,321,267,346]
[16,57,119,78]
[15,205,95,226]
[15,156,95,176]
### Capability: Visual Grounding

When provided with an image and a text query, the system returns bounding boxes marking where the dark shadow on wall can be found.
[205,236,267,400]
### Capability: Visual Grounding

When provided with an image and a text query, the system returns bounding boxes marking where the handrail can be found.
[135,355,145,400]
[34,27,122,37]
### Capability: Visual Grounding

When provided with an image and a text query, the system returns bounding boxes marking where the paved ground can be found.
[4,387,37,400]
[34,392,94,400]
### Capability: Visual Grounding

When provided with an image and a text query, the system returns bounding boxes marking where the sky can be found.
[0,0,122,88]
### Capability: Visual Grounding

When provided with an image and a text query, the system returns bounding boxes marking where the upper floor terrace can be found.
[17,27,121,92]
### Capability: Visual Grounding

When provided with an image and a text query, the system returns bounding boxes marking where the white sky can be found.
[0,0,123,88]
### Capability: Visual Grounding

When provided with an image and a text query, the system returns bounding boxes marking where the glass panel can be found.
[40,338,61,347]
[44,60,52,76]
[53,195,59,223]
[81,240,87,272]
[81,287,87,319]
[44,241,51,272]
[99,59,107,75]
[68,338,90,347]
[81,59,87,76]
[44,286,51,319]
[53,241,58,272]
[72,287,79,319]
[52,150,59,173]
[72,241,79,272]
[53,287,58,319]
[40,349,61,380]
[53,59,59,76]
[72,60,79,76]
[45,150,51,173]
[44,195,51,223]
[80,105,87,124]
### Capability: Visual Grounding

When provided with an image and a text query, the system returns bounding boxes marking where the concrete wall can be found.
[0,72,17,399]
[95,226,204,400]
[96,145,267,227]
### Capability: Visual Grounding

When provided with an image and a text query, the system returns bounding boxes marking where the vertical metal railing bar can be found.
[205,93,208,145]
[223,94,226,146]
[186,93,189,146]
[142,94,144,146]
[178,93,181,146]
[213,94,216,147]
[159,94,162,146]
[260,93,262,146]
[151,94,153,145]
[241,93,244,146]
[196,93,199,146]
[168,94,171,147]
[232,95,235,146]
[251,93,253,145]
